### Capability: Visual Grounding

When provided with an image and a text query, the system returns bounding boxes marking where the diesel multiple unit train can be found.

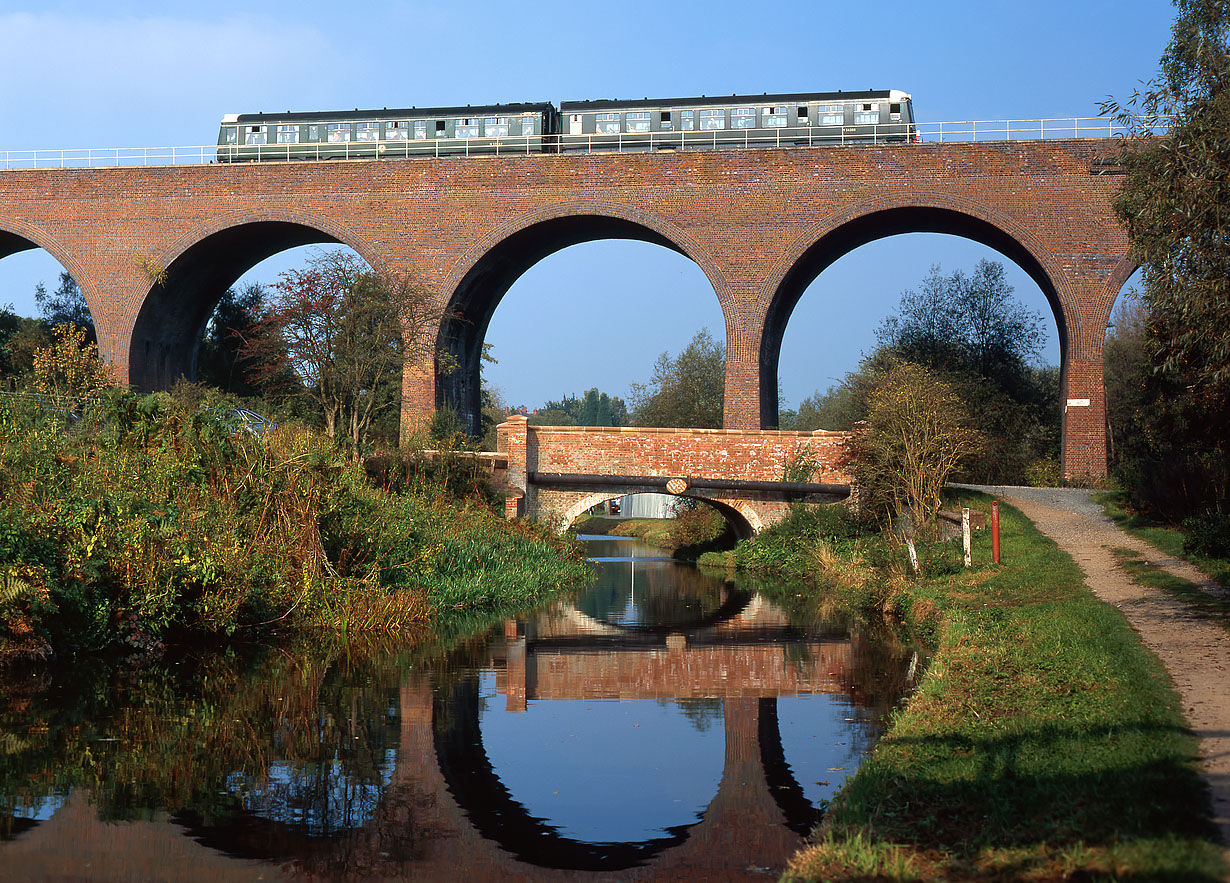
[217,90,915,161]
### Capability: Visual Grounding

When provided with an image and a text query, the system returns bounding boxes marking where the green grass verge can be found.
[785,494,1226,882]
[1112,547,1230,632]
[1096,490,1230,587]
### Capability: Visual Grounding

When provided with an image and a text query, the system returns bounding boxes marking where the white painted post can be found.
[962,508,972,567]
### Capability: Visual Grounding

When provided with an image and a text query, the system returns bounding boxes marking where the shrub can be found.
[1182,510,1230,559]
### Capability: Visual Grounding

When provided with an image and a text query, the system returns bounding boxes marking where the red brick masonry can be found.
[497,415,854,532]
[0,139,1131,476]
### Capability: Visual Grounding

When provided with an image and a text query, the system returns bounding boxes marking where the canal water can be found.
[0,534,915,881]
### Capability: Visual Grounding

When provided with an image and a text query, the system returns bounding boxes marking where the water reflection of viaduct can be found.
[6,600,876,881]
[0,140,1131,476]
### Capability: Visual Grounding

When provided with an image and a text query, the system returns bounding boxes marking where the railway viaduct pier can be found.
[0,137,1132,476]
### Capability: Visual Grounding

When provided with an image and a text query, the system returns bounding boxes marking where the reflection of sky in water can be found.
[477,672,723,843]
[776,696,867,807]
[10,793,65,821]
[224,752,396,836]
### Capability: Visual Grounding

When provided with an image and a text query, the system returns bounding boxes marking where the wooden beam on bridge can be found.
[526,471,851,502]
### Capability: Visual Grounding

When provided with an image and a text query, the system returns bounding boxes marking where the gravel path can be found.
[957,485,1230,862]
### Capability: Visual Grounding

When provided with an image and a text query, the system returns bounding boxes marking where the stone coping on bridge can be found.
[503,417,847,438]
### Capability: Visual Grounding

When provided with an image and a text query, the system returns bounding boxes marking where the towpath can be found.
[959,485,1230,864]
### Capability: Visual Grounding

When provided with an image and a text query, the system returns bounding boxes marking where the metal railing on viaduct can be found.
[0,123,1137,478]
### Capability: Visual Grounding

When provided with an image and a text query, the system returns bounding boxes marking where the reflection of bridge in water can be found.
[3,599,887,881]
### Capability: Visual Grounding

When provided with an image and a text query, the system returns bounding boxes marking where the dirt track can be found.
[959,485,1230,862]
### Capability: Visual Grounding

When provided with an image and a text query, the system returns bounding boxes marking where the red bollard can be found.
[991,500,1001,564]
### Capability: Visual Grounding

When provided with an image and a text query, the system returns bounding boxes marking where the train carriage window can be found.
[660,111,673,130]
[817,104,843,126]
[680,110,694,131]
[625,111,651,133]
[309,125,322,142]
[731,107,756,129]
[520,115,536,135]
[245,125,268,145]
[328,124,351,143]
[854,103,879,124]
[276,125,299,144]
[436,120,446,134]
[222,126,237,144]
[387,121,409,141]
[414,121,428,140]
[357,122,379,141]
[889,102,902,121]
[456,118,479,138]
[596,112,620,135]
[699,108,725,130]
[484,117,509,137]
[764,106,788,127]
[797,106,809,122]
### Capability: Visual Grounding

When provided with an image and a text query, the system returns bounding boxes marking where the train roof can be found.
[227,102,556,124]
[559,90,910,112]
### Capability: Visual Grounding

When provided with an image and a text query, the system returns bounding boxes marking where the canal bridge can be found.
[0,131,1132,476]
[496,414,854,534]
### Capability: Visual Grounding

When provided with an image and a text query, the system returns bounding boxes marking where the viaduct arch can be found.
[435,202,726,437]
[0,140,1130,476]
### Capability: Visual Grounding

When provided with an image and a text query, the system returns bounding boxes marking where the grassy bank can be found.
[0,390,591,662]
[725,497,1225,881]
[1097,489,1230,587]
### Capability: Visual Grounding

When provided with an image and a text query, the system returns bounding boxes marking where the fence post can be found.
[991,500,1001,564]
[962,508,972,567]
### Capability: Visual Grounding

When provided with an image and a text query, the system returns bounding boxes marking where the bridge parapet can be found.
[497,415,853,533]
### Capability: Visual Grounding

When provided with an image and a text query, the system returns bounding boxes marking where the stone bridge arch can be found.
[497,417,850,535]
[559,490,760,540]
[431,201,727,436]
[759,196,1120,475]
[126,212,382,391]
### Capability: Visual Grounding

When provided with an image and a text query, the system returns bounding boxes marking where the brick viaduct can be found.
[0,139,1132,477]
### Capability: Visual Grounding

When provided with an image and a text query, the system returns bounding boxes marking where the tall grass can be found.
[0,390,590,659]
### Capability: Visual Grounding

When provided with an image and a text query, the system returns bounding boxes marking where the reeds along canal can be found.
[0,534,916,880]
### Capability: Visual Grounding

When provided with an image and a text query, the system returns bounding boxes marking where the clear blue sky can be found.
[0,1,1171,411]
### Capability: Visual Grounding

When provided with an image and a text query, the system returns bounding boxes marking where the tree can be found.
[536,388,629,427]
[875,260,1045,391]
[242,250,439,456]
[34,272,93,342]
[847,360,982,569]
[1101,0,1230,520]
[629,328,725,428]
[792,376,871,431]
[871,260,1058,483]
[0,306,49,380]
[1103,0,1230,395]
[31,323,116,408]
[1103,294,1152,468]
[197,282,277,397]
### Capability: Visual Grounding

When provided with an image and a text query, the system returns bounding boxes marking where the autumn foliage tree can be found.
[847,360,981,569]
[243,250,440,456]
[31,323,116,409]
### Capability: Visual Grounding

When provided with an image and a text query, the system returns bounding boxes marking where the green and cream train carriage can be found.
[557,90,915,150]
[216,90,914,161]
[217,102,558,161]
